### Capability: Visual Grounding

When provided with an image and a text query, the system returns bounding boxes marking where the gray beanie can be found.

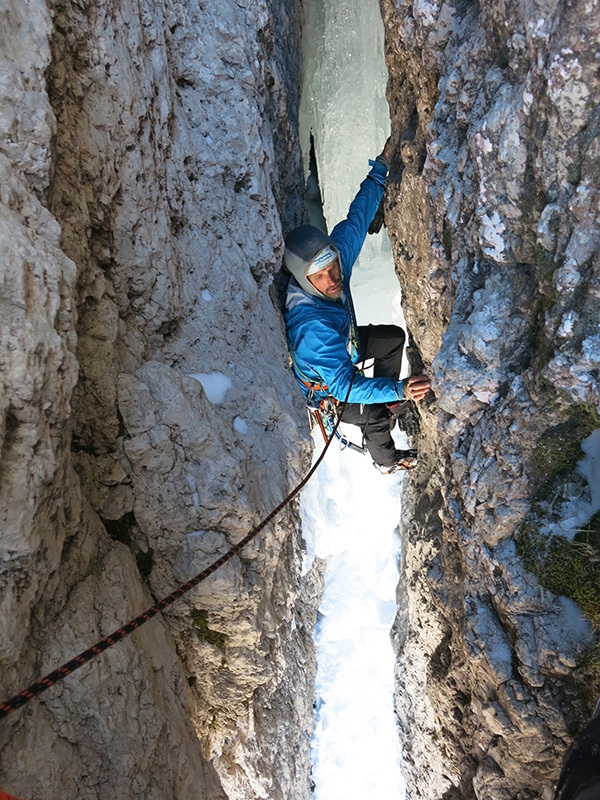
[284,225,340,298]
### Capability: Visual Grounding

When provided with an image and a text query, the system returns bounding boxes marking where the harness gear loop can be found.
[307,396,367,456]
[302,324,375,458]
[289,348,329,398]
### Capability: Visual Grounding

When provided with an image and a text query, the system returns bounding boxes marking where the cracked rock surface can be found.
[381,0,600,797]
[1,1,314,798]
[3,0,600,797]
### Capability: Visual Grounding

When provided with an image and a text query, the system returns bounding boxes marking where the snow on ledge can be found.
[549,428,600,539]
[188,372,232,404]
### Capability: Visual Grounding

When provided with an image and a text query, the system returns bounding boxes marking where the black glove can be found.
[368,197,386,235]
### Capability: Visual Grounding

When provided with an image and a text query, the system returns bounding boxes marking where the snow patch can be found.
[234,416,248,434]
[301,424,407,799]
[548,429,600,539]
[480,211,507,261]
[475,132,493,154]
[557,311,578,338]
[522,90,534,114]
[189,372,232,403]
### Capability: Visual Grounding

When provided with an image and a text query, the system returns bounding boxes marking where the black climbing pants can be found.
[340,324,405,467]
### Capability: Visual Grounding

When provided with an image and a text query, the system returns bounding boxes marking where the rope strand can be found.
[0,376,355,721]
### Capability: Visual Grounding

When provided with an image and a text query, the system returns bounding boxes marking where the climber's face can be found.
[308,260,342,299]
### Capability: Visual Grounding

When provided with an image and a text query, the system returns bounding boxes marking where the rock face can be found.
[0,1,315,799]
[380,0,600,797]
[3,0,600,797]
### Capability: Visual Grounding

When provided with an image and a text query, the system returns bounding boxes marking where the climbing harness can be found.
[288,346,330,397]
[0,374,358,722]
[289,346,368,455]
[307,397,367,455]
[293,323,375,458]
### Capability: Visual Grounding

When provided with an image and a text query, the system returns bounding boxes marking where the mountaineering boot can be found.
[374,449,418,474]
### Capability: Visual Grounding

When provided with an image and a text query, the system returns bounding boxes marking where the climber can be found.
[283,138,431,474]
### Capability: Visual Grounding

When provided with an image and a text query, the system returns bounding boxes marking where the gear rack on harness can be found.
[307,397,368,455]
[290,339,420,469]
[289,347,368,455]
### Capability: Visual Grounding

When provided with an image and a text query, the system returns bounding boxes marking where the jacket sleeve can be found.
[294,315,405,405]
[329,159,387,279]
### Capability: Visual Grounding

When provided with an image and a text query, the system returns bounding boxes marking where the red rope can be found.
[0,383,352,721]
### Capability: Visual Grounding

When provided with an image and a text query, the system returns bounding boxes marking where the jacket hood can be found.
[283,224,340,298]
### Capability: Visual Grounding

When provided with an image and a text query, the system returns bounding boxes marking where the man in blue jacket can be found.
[283,140,430,473]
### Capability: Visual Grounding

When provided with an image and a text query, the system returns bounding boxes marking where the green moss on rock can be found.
[191,609,227,651]
[572,641,600,711]
[517,520,600,628]
[531,407,600,489]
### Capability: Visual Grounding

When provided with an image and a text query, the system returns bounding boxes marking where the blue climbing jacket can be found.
[283,159,406,406]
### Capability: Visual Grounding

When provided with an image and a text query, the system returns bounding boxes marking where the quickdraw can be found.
[307,397,367,455]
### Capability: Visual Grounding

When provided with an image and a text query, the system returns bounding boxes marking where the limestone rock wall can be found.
[0,1,314,799]
[380,0,600,797]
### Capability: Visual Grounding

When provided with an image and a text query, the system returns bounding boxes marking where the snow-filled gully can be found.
[298,0,409,795]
